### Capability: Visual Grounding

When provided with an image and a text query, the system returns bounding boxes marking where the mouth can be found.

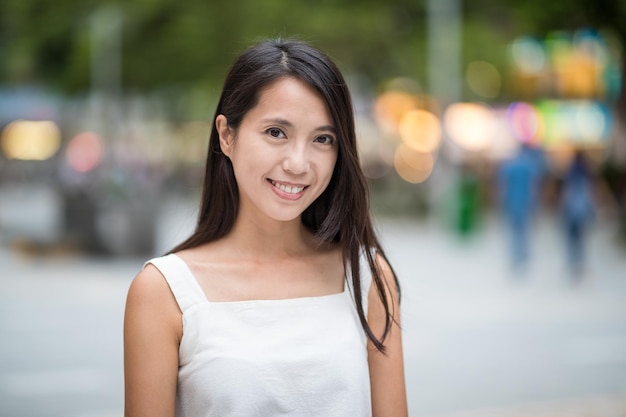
[267,179,308,195]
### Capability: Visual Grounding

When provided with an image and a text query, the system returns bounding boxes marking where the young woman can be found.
[124,39,407,417]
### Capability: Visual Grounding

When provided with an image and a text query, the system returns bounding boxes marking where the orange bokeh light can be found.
[398,109,441,153]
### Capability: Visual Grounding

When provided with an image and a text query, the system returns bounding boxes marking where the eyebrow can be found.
[262,118,336,133]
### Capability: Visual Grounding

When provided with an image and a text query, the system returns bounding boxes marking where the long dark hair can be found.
[172,39,399,353]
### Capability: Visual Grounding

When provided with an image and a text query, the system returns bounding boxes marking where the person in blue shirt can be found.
[559,150,595,278]
[497,143,546,271]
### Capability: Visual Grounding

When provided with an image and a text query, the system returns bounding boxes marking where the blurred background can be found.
[1,0,626,416]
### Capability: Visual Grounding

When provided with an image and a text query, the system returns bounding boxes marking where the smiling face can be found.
[217,76,338,225]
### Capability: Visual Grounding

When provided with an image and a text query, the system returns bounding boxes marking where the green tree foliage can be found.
[1,0,624,105]
[0,0,427,93]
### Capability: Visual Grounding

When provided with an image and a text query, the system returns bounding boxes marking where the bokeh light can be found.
[511,36,547,74]
[398,109,441,153]
[466,61,502,99]
[512,30,621,100]
[573,101,610,144]
[535,100,612,147]
[65,131,105,173]
[1,120,62,161]
[545,31,572,72]
[444,102,496,151]
[557,47,600,97]
[394,144,435,184]
[373,90,421,137]
[506,102,542,144]
[535,100,564,146]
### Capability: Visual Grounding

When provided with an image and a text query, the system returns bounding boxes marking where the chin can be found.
[265,207,309,223]
[271,213,304,223]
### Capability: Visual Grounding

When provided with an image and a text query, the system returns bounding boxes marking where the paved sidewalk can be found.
[376,215,626,416]
[1,212,625,417]
[422,393,626,417]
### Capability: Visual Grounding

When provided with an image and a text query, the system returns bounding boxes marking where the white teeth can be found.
[272,180,305,194]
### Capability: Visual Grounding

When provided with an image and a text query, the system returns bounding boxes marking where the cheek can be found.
[318,153,338,185]
[229,139,267,169]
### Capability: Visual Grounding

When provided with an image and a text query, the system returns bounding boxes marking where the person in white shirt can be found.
[124,39,407,417]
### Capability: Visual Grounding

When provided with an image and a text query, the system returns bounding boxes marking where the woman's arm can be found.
[124,264,181,417]
[368,254,408,417]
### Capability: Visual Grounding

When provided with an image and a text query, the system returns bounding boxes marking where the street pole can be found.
[426,0,463,213]
[427,0,462,105]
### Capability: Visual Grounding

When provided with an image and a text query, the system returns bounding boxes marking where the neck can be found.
[224,212,317,261]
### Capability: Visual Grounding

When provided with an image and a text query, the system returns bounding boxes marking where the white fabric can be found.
[146,252,373,417]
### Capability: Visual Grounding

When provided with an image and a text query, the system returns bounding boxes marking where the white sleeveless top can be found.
[146,253,373,417]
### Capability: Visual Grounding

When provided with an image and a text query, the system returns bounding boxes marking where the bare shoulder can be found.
[127,263,175,307]
[124,263,180,417]
[125,263,182,338]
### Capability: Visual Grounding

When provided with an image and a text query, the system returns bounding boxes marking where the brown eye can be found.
[267,128,285,138]
[314,135,335,145]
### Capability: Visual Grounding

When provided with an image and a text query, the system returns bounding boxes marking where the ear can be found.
[216,115,234,157]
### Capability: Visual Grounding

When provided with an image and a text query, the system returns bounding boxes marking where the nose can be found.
[282,142,310,174]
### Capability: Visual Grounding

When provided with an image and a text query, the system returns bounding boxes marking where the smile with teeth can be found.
[269,179,307,194]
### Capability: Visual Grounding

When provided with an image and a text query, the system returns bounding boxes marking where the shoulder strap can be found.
[145,254,208,313]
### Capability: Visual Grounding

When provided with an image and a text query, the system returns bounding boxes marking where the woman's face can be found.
[217,76,338,224]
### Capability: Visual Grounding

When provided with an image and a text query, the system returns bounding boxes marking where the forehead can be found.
[247,77,333,123]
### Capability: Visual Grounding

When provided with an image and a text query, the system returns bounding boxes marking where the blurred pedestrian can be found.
[123,39,407,417]
[454,161,481,238]
[497,143,546,271]
[559,150,596,278]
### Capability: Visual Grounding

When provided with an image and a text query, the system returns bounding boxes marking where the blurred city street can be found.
[2,1,626,416]
[1,195,626,417]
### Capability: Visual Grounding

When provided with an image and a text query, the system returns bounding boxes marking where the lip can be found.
[267,178,308,201]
